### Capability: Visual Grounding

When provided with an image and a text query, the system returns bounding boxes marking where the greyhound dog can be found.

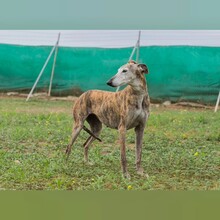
[66,61,150,179]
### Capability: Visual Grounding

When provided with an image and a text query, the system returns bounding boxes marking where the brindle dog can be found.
[66,61,150,179]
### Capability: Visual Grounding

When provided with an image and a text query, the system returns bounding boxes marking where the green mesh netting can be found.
[0,44,219,104]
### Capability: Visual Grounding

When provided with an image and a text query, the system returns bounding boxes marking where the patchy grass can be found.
[0,97,219,190]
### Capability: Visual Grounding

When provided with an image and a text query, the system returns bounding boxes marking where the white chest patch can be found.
[126,108,146,129]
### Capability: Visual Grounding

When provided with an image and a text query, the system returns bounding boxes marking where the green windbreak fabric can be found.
[0,44,219,104]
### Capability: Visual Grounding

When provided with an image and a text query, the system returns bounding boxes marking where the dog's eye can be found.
[122,69,127,73]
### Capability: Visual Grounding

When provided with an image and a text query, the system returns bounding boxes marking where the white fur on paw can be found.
[123,172,131,180]
[137,168,149,178]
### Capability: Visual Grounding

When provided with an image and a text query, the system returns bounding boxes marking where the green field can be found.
[0,97,219,190]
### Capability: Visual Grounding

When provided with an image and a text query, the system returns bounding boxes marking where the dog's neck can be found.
[127,75,147,96]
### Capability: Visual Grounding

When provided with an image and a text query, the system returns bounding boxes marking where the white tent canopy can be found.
[0,30,220,48]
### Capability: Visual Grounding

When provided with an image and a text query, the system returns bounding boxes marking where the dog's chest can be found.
[126,99,147,129]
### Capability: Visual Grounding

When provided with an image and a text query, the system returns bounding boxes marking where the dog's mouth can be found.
[106,82,117,87]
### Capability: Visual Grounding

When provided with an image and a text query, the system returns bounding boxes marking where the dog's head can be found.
[106,60,149,88]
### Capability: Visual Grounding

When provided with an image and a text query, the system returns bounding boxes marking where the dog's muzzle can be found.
[106,79,113,86]
[106,78,116,87]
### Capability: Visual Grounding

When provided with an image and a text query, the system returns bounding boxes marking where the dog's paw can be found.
[84,160,95,166]
[137,167,149,178]
[65,145,71,155]
[65,148,71,162]
[123,172,131,180]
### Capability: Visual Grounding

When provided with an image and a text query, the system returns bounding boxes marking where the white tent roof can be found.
[0,30,220,48]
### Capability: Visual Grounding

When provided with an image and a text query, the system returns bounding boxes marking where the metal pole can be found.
[128,42,138,61]
[136,30,141,63]
[48,32,61,96]
[26,44,57,101]
[214,90,220,112]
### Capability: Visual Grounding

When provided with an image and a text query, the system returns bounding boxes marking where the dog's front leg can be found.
[118,121,130,179]
[135,124,149,178]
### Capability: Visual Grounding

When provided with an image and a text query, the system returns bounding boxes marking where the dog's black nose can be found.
[106,80,113,86]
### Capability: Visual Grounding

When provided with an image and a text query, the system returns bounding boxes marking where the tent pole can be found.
[128,42,138,61]
[48,32,61,97]
[26,42,57,101]
[136,30,141,63]
[214,90,220,112]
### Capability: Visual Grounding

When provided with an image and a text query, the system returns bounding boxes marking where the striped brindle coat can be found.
[66,61,150,179]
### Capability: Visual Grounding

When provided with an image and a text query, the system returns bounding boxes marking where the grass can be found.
[0,97,219,190]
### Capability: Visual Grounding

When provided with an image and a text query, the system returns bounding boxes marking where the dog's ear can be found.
[138,64,149,74]
[128,60,137,64]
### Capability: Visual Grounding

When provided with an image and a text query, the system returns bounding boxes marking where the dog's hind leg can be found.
[65,121,84,159]
[83,136,95,164]
[83,136,93,148]
[84,114,102,163]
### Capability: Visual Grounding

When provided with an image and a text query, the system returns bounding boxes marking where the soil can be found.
[0,92,216,111]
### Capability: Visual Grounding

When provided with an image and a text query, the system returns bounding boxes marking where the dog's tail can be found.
[83,126,102,142]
